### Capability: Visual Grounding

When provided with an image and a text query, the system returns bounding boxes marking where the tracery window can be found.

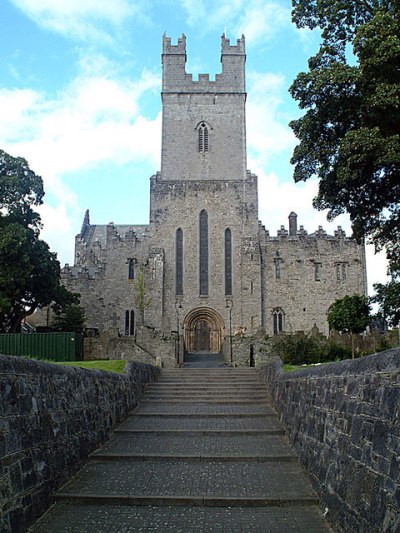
[272,308,284,336]
[198,122,209,153]
[176,228,183,295]
[199,210,208,295]
[225,228,232,296]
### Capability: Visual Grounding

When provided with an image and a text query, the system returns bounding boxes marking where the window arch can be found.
[199,210,208,295]
[176,228,183,295]
[197,122,210,153]
[272,308,284,335]
[225,228,232,296]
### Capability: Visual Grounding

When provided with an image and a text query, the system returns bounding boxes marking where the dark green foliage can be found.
[290,2,400,264]
[0,149,77,332]
[372,280,400,327]
[328,294,371,357]
[323,341,352,362]
[271,333,321,365]
[53,304,86,334]
[328,294,371,334]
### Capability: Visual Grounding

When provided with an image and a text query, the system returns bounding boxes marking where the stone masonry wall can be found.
[258,350,400,533]
[0,355,160,533]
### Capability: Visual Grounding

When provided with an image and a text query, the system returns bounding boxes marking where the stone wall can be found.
[258,350,400,533]
[0,354,160,533]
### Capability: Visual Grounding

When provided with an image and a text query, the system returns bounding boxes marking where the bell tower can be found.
[160,33,247,182]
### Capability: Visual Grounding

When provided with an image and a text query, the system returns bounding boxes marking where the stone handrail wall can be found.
[258,349,400,533]
[0,355,160,533]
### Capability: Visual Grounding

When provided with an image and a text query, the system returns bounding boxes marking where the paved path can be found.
[30,368,332,532]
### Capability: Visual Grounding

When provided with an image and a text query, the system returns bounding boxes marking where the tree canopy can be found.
[328,294,371,357]
[290,1,400,268]
[0,149,78,332]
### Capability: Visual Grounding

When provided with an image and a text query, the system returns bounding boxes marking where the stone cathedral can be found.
[61,34,367,365]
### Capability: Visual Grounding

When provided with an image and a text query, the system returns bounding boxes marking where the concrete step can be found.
[30,502,331,533]
[119,414,281,432]
[134,403,276,415]
[93,433,294,458]
[56,458,319,502]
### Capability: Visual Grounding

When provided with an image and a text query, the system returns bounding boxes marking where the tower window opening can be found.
[198,123,209,153]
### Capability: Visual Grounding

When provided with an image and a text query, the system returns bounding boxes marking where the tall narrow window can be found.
[315,262,321,281]
[272,308,284,335]
[198,123,209,152]
[199,210,208,295]
[125,310,130,335]
[128,258,134,281]
[225,228,232,295]
[176,228,183,295]
[274,252,282,279]
[130,310,135,336]
[125,310,135,336]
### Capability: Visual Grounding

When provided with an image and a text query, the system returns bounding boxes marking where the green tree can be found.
[328,294,371,358]
[0,149,77,332]
[290,2,400,266]
[53,304,86,334]
[372,277,400,328]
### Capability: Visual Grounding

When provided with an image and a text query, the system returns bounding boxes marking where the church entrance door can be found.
[183,307,224,354]
[194,320,211,352]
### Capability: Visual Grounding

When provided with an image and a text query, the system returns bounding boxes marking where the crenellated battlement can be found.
[221,34,245,55]
[162,33,186,56]
[258,213,351,242]
[162,33,245,93]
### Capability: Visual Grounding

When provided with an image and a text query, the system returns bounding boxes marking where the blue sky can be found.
[0,0,388,292]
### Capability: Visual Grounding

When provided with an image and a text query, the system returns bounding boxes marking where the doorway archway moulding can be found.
[183,306,225,353]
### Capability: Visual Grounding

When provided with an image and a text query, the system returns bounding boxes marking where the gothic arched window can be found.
[272,308,284,335]
[176,228,183,295]
[225,228,232,296]
[199,210,208,295]
[198,122,209,153]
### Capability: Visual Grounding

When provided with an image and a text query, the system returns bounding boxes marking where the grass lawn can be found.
[283,361,334,372]
[58,360,127,373]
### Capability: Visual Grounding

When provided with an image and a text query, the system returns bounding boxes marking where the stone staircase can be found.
[30,368,332,532]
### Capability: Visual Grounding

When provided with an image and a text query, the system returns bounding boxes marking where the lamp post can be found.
[175,299,183,365]
[225,299,233,364]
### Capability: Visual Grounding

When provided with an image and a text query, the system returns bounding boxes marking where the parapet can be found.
[162,33,187,56]
[162,33,246,93]
[221,34,245,55]
[260,213,352,242]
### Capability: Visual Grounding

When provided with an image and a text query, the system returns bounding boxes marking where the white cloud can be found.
[235,1,290,45]
[10,0,145,41]
[0,63,161,264]
[247,71,295,165]
[179,0,291,46]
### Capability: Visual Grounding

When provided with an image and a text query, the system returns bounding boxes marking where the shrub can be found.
[271,333,321,365]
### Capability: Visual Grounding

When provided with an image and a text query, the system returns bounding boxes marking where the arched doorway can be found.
[183,307,224,353]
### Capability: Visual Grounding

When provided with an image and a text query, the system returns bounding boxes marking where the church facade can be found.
[61,35,367,365]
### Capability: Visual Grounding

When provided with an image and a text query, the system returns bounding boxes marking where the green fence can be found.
[0,332,84,361]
